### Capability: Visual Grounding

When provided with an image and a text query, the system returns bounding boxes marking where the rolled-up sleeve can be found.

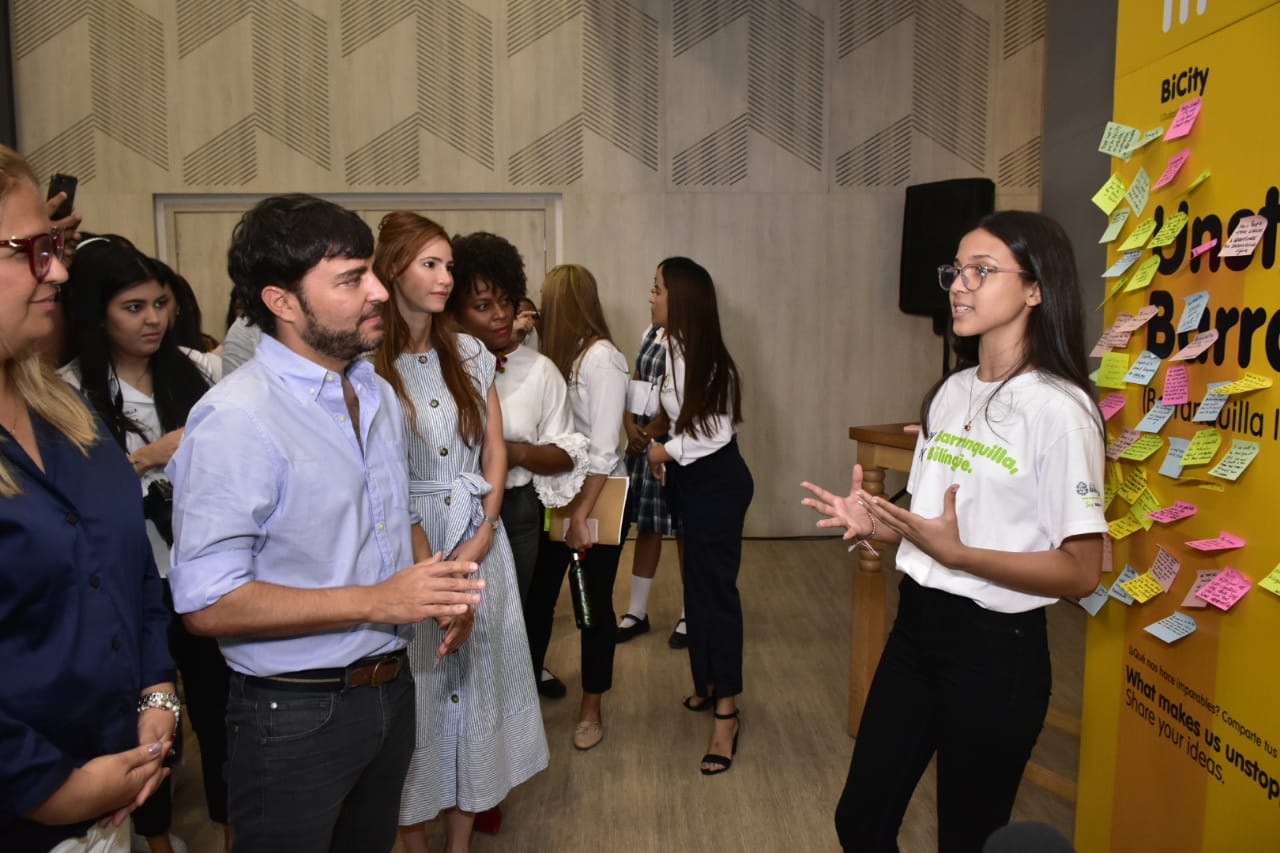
[168,402,282,613]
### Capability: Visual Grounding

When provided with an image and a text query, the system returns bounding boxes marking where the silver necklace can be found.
[963,373,996,432]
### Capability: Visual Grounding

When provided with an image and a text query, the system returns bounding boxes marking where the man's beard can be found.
[297,293,383,363]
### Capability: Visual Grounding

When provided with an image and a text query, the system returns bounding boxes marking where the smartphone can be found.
[46,173,78,220]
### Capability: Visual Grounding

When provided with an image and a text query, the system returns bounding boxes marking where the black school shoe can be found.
[615,613,650,643]
[668,617,688,649]
[538,668,567,699]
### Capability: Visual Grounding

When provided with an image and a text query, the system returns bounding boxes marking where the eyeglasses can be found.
[937,263,1031,292]
[4,229,66,282]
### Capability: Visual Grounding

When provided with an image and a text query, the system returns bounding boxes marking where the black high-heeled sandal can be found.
[682,693,715,712]
[700,709,740,776]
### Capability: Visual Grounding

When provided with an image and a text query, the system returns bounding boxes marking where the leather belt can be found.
[245,649,407,692]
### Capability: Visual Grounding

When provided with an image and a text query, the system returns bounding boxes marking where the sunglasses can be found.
[4,229,66,282]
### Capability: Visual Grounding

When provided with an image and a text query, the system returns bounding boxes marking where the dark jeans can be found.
[225,665,415,852]
[834,576,1051,853]
[502,483,542,604]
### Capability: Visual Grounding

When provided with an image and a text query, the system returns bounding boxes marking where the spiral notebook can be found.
[548,476,630,546]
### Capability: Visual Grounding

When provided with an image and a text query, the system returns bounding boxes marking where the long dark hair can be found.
[373,211,485,448]
[150,256,208,352]
[919,210,1098,436]
[62,235,212,449]
[659,257,743,438]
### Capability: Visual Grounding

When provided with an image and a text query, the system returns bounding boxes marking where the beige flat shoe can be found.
[573,720,604,750]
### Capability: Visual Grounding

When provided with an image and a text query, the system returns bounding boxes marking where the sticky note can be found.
[1259,564,1280,599]
[1164,96,1202,140]
[1099,275,1130,309]
[1148,211,1189,248]
[1109,564,1141,603]
[1126,167,1151,217]
[1148,500,1197,523]
[1145,612,1197,643]
[1122,572,1165,602]
[1116,466,1148,504]
[1123,255,1162,292]
[1092,174,1128,214]
[1135,402,1176,433]
[1175,291,1208,335]
[1106,427,1142,460]
[1129,489,1162,530]
[1099,208,1132,244]
[1210,372,1273,395]
[1102,249,1143,278]
[1183,170,1211,194]
[1192,382,1231,422]
[1162,364,1189,405]
[1158,437,1190,479]
[1098,122,1140,158]
[1185,531,1246,552]
[1091,324,1133,357]
[1182,569,1220,608]
[1195,566,1250,610]
[1220,215,1268,258]
[1170,329,1219,361]
[1209,438,1260,481]
[1152,148,1191,190]
[1119,218,1158,251]
[1119,433,1163,461]
[1151,546,1181,591]
[1180,428,1222,467]
[1114,306,1160,332]
[1108,517,1144,541]
[1123,350,1163,385]
[1126,127,1165,156]
[1099,392,1127,421]
[1076,583,1110,616]
[1190,239,1217,259]
[1097,352,1131,390]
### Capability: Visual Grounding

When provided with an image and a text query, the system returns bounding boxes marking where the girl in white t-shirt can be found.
[803,211,1107,851]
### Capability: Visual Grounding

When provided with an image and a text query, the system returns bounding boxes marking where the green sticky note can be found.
[1119,433,1164,461]
[1119,218,1158,251]
[1123,255,1162,292]
[1148,211,1189,248]
[1181,428,1222,467]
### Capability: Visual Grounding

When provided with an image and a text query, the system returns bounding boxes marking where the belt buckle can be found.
[369,655,398,686]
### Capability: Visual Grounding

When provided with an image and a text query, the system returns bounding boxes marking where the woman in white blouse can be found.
[645,257,753,775]
[531,264,632,751]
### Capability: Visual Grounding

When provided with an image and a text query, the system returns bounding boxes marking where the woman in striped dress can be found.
[374,212,547,853]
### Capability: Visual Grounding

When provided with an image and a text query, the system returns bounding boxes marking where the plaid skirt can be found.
[627,326,680,536]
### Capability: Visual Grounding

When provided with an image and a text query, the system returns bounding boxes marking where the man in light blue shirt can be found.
[168,194,483,852]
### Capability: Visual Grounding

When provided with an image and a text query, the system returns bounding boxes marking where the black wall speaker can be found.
[899,178,996,325]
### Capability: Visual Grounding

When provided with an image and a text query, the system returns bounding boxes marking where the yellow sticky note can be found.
[1181,428,1223,467]
[1182,170,1211,195]
[1212,372,1274,395]
[1260,564,1280,598]
[1126,167,1151,216]
[1121,572,1166,603]
[1116,466,1148,503]
[1119,433,1164,461]
[1123,255,1162,292]
[1104,481,1116,510]
[1119,218,1158,251]
[1108,516,1144,540]
[1092,174,1128,214]
[1098,274,1130,309]
[1148,211,1189,248]
[1130,488,1162,530]
[1097,352,1130,389]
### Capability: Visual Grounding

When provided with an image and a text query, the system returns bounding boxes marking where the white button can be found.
[338,415,346,422]
[269,701,278,709]
[326,373,335,381]
[377,522,385,530]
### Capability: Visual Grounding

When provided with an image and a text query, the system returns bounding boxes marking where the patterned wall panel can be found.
[346,115,423,185]
[339,0,415,56]
[911,0,990,171]
[11,0,87,59]
[837,0,914,58]
[27,117,97,185]
[583,1,659,169]
[672,113,749,186]
[1003,0,1048,59]
[746,0,825,171]
[508,0,581,56]
[997,135,1042,189]
[178,0,252,58]
[509,113,584,185]
[671,0,748,56]
[835,115,912,187]
[183,115,258,185]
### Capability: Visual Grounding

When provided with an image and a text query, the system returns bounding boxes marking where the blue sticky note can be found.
[1192,381,1232,423]
[1076,583,1110,616]
[1159,436,1191,479]
[1102,249,1143,278]
[1109,564,1140,605]
[1123,350,1163,386]
[1136,402,1176,433]
[1176,291,1209,335]
[1144,612,1197,643]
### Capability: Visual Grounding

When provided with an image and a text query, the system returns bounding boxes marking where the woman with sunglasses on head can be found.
[0,147,176,852]
[802,211,1106,852]
[529,263,632,751]
[449,232,588,704]
[644,257,753,776]
[59,236,227,853]
[373,213,547,853]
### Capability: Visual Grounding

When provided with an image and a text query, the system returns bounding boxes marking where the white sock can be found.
[625,576,654,621]
[674,606,687,634]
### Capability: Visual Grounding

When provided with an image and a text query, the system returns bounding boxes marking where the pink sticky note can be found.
[1151,546,1181,591]
[1106,428,1143,460]
[1191,238,1218,259]
[1185,531,1246,552]
[1220,215,1268,258]
[1152,148,1191,190]
[1162,364,1189,405]
[1182,569,1219,608]
[1165,97,1202,140]
[1195,566,1251,611]
[1114,306,1160,332]
[1147,500,1198,523]
[1170,329,1220,361]
[1099,392,1127,421]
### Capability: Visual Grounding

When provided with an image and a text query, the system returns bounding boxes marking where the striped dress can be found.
[396,334,548,822]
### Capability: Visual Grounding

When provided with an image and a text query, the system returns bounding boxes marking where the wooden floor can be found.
[170,538,1083,852]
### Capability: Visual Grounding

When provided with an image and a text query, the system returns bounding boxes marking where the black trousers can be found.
[501,483,542,604]
[666,439,753,699]
[834,575,1051,853]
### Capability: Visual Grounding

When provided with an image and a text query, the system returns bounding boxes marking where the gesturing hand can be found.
[867,483,965,567]
[800,464,875,540]
[375,554,484,625]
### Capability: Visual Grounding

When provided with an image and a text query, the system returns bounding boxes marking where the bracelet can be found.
[483,515,500,532]
[138,691,181,729]
[846,504,880,557]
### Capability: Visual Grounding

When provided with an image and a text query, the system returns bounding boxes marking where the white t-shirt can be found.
[567,339,628,476]
[494,343,589,506]
[898,368,1107,613]
[59,349,218,577]
[659,336,736,465]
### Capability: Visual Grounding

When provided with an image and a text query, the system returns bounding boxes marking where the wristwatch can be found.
[138,691,182,729]
[484,515,500,532]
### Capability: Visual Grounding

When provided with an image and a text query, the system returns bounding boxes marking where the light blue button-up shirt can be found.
[168,334,416,676]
